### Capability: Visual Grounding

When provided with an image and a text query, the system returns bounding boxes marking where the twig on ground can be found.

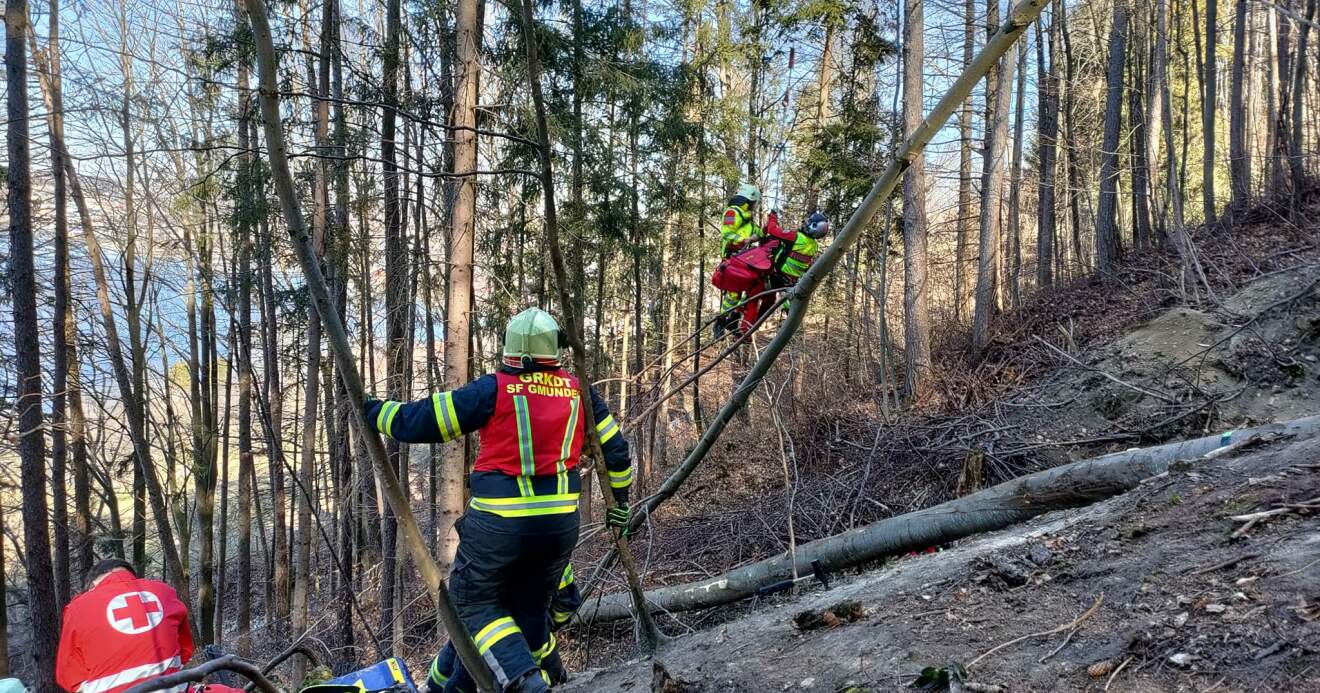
[968,594,1104,669]
[1038,627,1079,663]
[1230,496,1320,537]
[1103,656,1134,692]
[1187,552,1263,576]
[1270,557,1320,579]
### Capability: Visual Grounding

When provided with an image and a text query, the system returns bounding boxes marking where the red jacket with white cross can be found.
[56,569,194,693]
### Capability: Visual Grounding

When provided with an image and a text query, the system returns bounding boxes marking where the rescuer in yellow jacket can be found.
[717,183,763,337]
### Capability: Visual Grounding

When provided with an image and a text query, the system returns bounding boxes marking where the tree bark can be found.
[236,112,256,656]
[1130,31,1153,249]
[1203,0,1219,221]
[1288,0,1316,215]
[1229,0,1250,207]
[1007,41,1027,306]
[902,0,931,400]
[441,0,481,574]
[44,0,72,609]
[1036,7,1060,287]
[805,19,835,213]
[1095,3,1129,272]
[955,0,976,320]
[9,0,59,686]
[972,11,1018,353]
[0,505,9,677]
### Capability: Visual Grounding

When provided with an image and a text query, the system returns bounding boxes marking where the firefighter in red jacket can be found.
[364,308,632,693]
[732,211,830,334]
[56,559,194,693]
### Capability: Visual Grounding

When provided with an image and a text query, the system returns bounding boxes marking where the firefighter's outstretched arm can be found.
[762,210,795,243]
[589,385,632,505]
[364,375,498,444]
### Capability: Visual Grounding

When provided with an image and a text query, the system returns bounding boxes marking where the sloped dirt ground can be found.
[562,432,1320,692]
[997,264,1320,452]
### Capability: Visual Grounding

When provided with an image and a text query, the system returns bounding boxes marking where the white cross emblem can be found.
[105,591,164,635]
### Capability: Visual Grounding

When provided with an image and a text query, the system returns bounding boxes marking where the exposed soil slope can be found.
[564,431,1320,692]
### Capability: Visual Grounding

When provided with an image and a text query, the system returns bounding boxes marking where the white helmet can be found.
[735,183,761,205]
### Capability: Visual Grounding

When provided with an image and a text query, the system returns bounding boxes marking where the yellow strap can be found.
[558,563,575,589]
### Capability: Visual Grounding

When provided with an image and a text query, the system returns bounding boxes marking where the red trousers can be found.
[735,275,791,333]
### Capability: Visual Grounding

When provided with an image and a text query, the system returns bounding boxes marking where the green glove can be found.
[606,503,631,535]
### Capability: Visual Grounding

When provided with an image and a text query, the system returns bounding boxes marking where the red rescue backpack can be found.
[711,241,779,292]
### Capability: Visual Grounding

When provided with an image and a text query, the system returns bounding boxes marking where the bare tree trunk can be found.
[1203,0,1219,221]
[332,10,354,650]
[44,0,72,610]
[1160,0,1187,232]
[263,230,289,638]
[1265,3,1280,193]
[291,0,333,671]
[972,3,1018,353]
[1129,34,1153,248]
[1036,7,1060,287]
[1008,41,1027,305]
[9,1,59,686]
[377,0,404,652]
[190,180,219,647]
[1272,1,1292,193]
[1289,0,1316,215]
[1229,0,1250,207]
[1059,0,1087,274]
[1096,3,1129,272]
[0,505,8,677]
[235,29,256,651]
[955,0,976,320]
[440,0,481,577]
[902,0,931,400]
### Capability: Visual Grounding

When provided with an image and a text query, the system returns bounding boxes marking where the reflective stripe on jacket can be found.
[364,365,634,512]
[721,203,760,256]
[777,232,820,279]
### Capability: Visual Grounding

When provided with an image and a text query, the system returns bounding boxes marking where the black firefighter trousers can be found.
[432,507,578,692]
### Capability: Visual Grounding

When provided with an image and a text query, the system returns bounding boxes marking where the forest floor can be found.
[562,429,1320,692]
[556,191,1320,689]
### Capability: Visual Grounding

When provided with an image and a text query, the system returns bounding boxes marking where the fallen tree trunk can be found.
[580,415,1320,622]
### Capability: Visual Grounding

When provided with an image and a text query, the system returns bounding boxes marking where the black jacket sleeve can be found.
[588,385,632,504]
[363,374,498,444]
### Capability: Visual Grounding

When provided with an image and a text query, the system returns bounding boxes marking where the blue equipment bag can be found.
[326,657,417,693]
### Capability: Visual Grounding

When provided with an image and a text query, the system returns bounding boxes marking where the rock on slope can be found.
[564,432,1320,692]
